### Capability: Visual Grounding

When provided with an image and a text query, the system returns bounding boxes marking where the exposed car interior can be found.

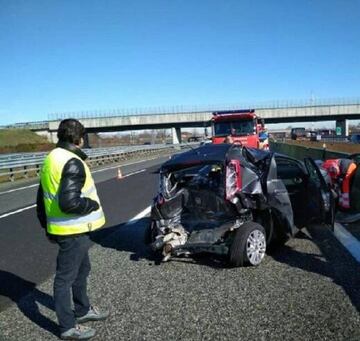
[158,163,237,232]
[274,156,309,227]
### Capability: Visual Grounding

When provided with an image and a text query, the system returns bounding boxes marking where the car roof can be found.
[161,144,233,171]
[161,144,274,172]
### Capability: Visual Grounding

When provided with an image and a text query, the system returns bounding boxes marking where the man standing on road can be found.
[36,119,109,340]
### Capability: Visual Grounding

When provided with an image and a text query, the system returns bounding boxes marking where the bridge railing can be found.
[48,97,360,120]
[0,144,193,182]
[2,97,360,130]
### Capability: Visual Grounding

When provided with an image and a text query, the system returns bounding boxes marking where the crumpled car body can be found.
[146,144,334,266]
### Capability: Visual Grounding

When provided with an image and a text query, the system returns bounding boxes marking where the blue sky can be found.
[0,0,359,125]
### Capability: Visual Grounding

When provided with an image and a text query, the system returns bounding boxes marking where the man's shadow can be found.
[0,271,58,336]
[91,218,231,268]
[91,218,160,262]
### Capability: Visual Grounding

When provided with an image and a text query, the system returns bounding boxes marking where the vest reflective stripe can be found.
[43,185,97,201]
[48,215,105,235]
[40,147,105,235]
[47,209,104,225]
[43,192,57,200]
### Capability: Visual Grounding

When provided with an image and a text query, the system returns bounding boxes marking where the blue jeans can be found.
[53,234,91,333]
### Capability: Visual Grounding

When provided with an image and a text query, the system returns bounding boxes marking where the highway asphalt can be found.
[0,154,359,340]
[0,156,166,311]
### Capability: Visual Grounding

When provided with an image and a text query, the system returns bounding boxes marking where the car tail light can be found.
[226,160,242,200]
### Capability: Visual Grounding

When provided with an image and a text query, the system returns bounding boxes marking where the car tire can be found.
[229,222,266,267]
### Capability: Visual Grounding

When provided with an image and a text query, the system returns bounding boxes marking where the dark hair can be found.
[57,119,85,145]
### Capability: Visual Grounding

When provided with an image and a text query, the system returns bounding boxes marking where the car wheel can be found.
[229,222,266,267]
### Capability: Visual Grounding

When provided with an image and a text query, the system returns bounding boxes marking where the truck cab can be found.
[211,110,268,149]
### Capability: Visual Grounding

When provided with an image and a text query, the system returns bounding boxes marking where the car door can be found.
[274,155,309,229]
[266,155,296,235]
[303,157,334,226]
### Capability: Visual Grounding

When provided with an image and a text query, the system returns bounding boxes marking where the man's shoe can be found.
[76,306,110,323]
[60,325,96,340]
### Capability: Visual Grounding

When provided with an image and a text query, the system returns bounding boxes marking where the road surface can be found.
[0,155,359,340]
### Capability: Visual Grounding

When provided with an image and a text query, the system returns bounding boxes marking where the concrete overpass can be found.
[4,101,360,144]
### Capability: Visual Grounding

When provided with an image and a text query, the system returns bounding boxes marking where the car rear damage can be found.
[146,144,305,266]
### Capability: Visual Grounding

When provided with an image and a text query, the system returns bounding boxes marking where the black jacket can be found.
[36,141,99,230]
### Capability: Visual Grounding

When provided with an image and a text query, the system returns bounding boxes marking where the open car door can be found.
[304,157,334,227]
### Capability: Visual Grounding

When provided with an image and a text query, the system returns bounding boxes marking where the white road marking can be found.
[92,157,157,174]
[0,204,151,223]
[121,169,146,178]
[0,157,158,195]
[333,222,360,263]
[125,206,151,226]
[0,170,150,219]
[0,204,37,219]
[0,183,39,195]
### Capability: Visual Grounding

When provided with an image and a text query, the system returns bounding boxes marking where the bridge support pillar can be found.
[172,127,181,144]
[335,119,349,136]
[49,131,58,144]
[83,133,90,148]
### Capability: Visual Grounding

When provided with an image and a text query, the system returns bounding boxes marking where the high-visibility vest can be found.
[40,147,105,235]
[339,162,357,209]
[322,159,357,209]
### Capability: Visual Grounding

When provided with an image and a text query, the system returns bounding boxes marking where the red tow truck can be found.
[211,110,269,149]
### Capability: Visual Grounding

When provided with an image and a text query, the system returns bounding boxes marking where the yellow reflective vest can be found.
[40,147,105,235]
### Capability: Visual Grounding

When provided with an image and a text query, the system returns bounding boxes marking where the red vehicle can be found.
[211,110,268,149]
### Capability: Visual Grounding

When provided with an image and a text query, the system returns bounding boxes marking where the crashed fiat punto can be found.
[145,144,334,267]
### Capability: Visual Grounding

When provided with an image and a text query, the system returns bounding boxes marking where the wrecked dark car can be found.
[145,144,334,267]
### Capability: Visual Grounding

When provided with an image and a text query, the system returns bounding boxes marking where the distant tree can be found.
[157,129,167,142]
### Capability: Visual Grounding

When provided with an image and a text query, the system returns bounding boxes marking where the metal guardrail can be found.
[316,136,349,143]
[0,144,192,182]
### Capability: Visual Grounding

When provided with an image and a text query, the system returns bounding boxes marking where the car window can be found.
[304,159,321,187]
[275,157,305,186]
[232,119,255,135]
[214,122,231,136]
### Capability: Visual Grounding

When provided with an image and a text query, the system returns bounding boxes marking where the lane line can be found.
[0,170,150,219]
[333,222,360,264]
[125,206,151,226]
[0,183,39,195]
[122,169,146,178]
[0,204,37,219]
[92,157,158,174]
[0,157,160,195]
